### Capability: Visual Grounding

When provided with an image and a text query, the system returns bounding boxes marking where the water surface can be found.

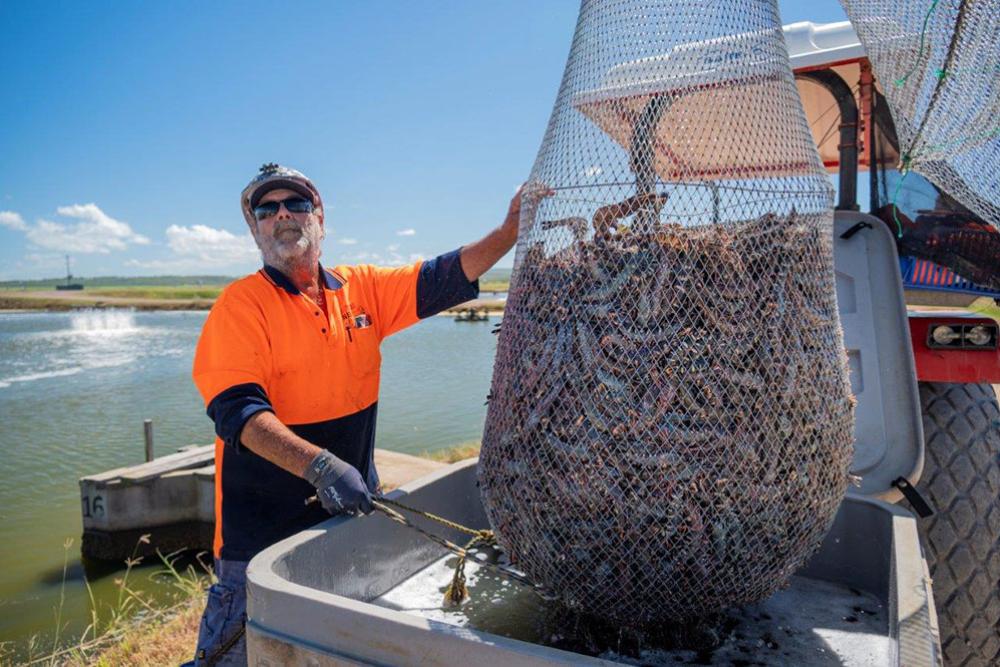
[0,309,497,653]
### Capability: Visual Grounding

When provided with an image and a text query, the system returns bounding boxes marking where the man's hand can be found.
[303,450,374,516]
[460,182,554,282]
[500,182,555,240]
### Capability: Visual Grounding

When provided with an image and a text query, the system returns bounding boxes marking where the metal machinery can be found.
[788,21,1000,666]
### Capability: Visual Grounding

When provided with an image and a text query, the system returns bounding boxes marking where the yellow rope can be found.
[370,500,472,557]
[443,531,498,606]
[377,496,494,541]
[305,493,544,603]
[372,497,499,606]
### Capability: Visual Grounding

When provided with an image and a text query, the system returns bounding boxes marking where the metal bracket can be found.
[892,477,934,518]
[839,221,873,240]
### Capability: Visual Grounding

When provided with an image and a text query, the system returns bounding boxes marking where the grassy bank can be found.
[422,441,481,463]
[478,280,509,293]
[1,269,511,310]
[0,290,505,313]
[0,292,503,313]
[0,274,509,311]
[87,286,225,300]
[3,539,210,667]
[0,294,216,311]
[79,598,203,667]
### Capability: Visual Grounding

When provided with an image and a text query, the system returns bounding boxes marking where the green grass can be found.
[87,286,224,300]
[0,295,213,311]
[3,278,506,299]
[0,275,235,290]
[421,441,481,463]
[2,538,210,667]
[969,297,1000,322]
[479,280,509,293]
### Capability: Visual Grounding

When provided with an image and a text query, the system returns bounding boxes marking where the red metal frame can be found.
[907,313,1000,383]
[794,57,876,172]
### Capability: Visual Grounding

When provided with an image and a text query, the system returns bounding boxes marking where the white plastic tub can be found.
[245,459,939,666]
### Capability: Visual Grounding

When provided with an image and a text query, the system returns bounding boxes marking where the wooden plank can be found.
[83,444,214,484]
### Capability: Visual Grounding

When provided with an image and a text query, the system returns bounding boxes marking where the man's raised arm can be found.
[458,183,552,281]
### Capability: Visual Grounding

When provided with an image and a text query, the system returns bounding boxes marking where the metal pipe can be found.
[797,69,859,211]
[629,95,670,231]
[144,419,154,462]
[859,60,878,215]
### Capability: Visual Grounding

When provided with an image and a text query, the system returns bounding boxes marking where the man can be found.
[188,163,530,665]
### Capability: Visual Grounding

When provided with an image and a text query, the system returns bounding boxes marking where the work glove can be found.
[304,450,374,516]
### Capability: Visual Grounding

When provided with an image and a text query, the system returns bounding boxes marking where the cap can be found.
[241,163,323,227]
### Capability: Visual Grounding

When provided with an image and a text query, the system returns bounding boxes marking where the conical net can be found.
[841,0,1000,230]
[478,0,856,624]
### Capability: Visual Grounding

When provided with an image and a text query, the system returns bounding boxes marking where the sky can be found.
[0,1,851,280]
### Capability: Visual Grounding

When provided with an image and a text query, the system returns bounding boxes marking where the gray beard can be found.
[255,218,325,277]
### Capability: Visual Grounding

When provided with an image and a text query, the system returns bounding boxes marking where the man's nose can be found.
[275,202,293,219]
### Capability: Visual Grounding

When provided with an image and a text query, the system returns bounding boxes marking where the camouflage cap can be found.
[240,163,323,228]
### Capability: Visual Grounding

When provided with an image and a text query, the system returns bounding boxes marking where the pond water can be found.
[0,308,498,655]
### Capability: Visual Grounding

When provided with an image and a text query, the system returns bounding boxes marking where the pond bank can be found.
[0,290,506,313]
[25,444,482,666]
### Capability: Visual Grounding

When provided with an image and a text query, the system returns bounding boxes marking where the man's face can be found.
[252,188,325,266]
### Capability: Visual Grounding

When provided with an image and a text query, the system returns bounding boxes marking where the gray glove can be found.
[304,450,374,515]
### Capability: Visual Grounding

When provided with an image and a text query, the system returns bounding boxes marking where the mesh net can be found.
[478,0,856,625]
[841,0,1000,232]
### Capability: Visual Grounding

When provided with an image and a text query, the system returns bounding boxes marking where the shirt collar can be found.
[320,264,344,290]
[262,263,343,295]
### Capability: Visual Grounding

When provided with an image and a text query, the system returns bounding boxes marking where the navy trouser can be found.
[185,559,248,666]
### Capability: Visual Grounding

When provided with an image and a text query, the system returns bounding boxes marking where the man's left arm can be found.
[459,183,540,281]
[370,184,551,336]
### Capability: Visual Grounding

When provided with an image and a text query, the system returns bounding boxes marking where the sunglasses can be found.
[253,197,314,221]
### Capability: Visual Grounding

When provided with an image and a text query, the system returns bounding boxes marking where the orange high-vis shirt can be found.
[192,250,477,560]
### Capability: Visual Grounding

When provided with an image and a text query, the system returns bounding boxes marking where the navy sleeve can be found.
[416,248,480,319]
[206,382,274,451]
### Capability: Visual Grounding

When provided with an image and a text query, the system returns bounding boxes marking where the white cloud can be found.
[126,224,258,272]
[2,203,263,276]
[124,257,197,271]
[343,247,413,267]
[408,253,426,262]
[584,165,603,178]
[386,250,404,265]
[23,203,149,254]
[166,224,259,264]
[386,243,400,252]
[337,237,358,245]
[396,228,416,237]
[0,211,26,231]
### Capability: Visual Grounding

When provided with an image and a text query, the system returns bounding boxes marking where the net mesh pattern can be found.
[841,0,1000,230]
[478,0,856,625]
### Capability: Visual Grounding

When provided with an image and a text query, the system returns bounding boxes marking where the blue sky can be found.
[0,1,850,280]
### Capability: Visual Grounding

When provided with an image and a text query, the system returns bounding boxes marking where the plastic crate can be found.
[899,256,1000,299]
